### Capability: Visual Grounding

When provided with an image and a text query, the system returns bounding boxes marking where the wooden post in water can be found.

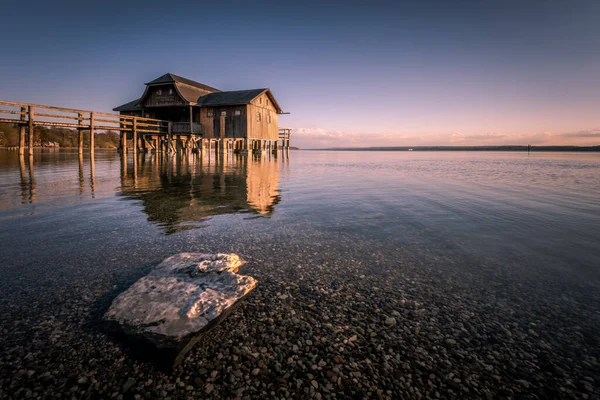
[132,118,138,157]
[200,139,206,157]
[120,130,127,154]
[167,123,172,154]
[78,112,84,154]
[89,112,95,154]
[27,106,34,155]
[19,107,26,155]
[189,106,193,136]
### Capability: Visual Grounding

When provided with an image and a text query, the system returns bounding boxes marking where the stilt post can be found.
[27,106,34,155]
[167,123,172,154]
[19,107,26,155]
[89,112,95,154]
[132,118,138,157]
[78,112,83,154]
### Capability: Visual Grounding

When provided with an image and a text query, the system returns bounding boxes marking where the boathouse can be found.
[114,73,290,153]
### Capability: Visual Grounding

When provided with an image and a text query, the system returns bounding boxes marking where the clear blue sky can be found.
[1,0,599,147]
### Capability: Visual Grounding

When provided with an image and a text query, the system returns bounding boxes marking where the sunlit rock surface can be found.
[104,253,256,366]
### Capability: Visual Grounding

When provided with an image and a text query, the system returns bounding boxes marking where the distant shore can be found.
[312,145,600,152]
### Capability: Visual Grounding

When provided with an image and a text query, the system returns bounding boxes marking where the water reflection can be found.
[0,149,284,225]
[118,152,281,234]
[16,155,36,204]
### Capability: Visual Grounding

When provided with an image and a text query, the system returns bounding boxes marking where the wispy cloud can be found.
[560,129,600,139]
[291,127,600,148]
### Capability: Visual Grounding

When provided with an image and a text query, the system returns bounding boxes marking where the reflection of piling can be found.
[90,152,96,198]
[19,155,27,203]
[27,154,35,202]
[133,153,138,188]
[120,153,127,185]
[78,152,85,195]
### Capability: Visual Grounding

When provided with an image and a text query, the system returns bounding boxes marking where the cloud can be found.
[560,129,600,138]
[290,127,600,148]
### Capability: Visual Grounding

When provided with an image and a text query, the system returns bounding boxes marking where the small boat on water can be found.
[408,148,414,151]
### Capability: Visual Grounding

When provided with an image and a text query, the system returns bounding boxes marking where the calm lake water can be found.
[1,150,599,284]
[1,149,600,397]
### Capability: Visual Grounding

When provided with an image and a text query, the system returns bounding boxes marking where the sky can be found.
[0,0,599,148]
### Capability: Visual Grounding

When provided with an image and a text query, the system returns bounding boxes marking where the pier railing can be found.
[279,128,292,149]
[172,122,201,134]
[0,99,169,155]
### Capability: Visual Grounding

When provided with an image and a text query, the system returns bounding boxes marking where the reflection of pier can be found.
[7,147,285,226]
[118,150,283,234]
[15,152,96,206]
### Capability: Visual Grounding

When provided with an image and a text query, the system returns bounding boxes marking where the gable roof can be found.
[114,74,284,112]
[175,84,214,104]
[197,88,283,113]
[113,98,142,112]
[145,73,220,93]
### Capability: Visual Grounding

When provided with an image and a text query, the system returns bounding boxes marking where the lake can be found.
[0,149,599,398]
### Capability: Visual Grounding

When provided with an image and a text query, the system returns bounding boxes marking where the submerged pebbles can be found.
[0,232,598,399]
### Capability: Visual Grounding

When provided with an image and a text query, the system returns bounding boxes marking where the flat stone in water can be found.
[104,253,256,367]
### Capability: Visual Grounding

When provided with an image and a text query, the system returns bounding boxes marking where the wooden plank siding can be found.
[246,93,279,141]
[200,105,247,139]
[141,85,186,108]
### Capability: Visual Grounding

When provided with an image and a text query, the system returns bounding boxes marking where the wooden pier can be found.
[0,100,292,156]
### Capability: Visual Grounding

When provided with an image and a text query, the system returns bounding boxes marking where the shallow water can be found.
[0,149,599,398]
[1,149,598,285]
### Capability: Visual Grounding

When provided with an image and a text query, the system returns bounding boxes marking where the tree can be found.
[0,123,19,146]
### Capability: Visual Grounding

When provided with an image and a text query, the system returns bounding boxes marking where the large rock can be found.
[104,253,256,367]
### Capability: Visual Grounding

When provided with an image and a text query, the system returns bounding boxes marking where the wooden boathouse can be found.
[114,73,291,154]
[0,73,291,156]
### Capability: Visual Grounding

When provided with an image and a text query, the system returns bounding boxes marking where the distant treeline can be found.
[318,146,600,152]
[0,123,120,148]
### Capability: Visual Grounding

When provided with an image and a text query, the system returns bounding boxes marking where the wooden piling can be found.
[89,112,95,153]
[132,118,138,157]
[120,131,127,154]
[167,123,172,154]
[27,106,34,155]
[19,107,26,155]
[78,112,83,154]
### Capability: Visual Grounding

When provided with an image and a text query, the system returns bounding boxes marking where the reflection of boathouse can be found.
[119,155,280,234]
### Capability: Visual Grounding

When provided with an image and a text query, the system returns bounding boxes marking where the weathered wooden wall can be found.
[141,84,186,107]
[246,93,279,140]
[200,105,248,139]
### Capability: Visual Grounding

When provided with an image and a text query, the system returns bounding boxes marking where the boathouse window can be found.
[157,89,162,95]
[220,111,227,117]
[267,114,271,124]
[207,109,214,117]
[256,112,261,121]
[169,88,173,95]
[234,109,241,116]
